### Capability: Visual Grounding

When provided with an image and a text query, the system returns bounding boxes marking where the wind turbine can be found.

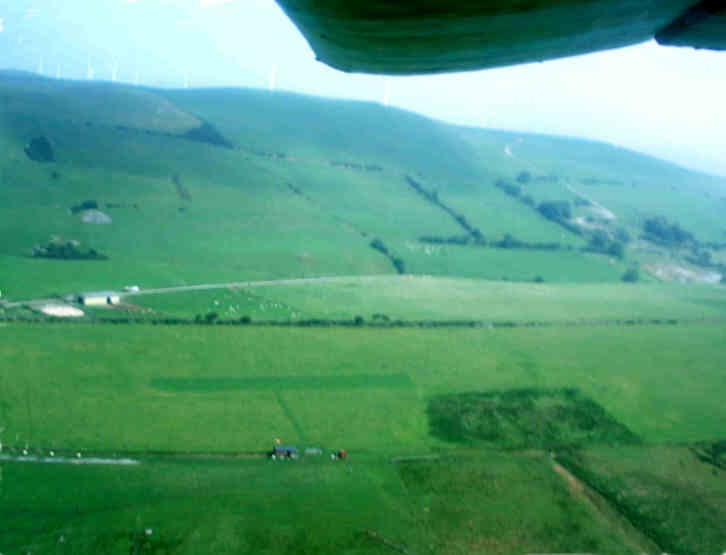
[87,58,95,80]
[183,72,190,89]
[110,60,118,82]
[268,64,277,91]
[56,63,61,79]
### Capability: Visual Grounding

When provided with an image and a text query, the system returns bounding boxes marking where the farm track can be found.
[3,275,389,308]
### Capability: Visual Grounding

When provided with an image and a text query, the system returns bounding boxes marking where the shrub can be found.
[70,200,99,214]
[516,171,531,184]
[643,217,693,245]
[607,241,625,259]
[589,230,609,249]
[495,179,521,197]
[25,136,54,162]
[538,201,572,221]
[184,121,233,149]
[471,228,485,243]
[497,233,525,249]
[370,238,388,255]
[622,268,639,283]
[353,315,364,326]
[392,257,406,274]
[520,194,535,207]
[574,196,591,207]
[615,227,631,244]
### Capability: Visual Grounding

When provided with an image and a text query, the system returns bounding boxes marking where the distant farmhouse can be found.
[76,291,120,306]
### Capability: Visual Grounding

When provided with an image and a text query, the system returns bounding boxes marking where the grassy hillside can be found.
[3,73,726,554]
[2,71,725,300]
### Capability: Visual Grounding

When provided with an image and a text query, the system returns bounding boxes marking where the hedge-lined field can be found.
[1,322,725,452]
[132,276,726,323]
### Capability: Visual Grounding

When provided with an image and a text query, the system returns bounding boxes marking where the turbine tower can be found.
[37,57,44,75]
[56,63,61,79]
[110,61,118,82]
[183,72,189,89]
[87,58,95,80]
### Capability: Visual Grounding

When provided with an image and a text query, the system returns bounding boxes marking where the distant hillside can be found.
[1,71,725,299]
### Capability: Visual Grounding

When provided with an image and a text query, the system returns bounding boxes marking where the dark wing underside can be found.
[275,0,726,75]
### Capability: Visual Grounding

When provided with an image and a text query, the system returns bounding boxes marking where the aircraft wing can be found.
[275,0,726,75]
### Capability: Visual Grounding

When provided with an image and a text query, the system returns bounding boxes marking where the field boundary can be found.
[551,459,662,554]
[275,391,309,443]
[5,313,721,330]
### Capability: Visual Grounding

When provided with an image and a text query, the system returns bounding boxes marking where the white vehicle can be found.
[123,285,141,293]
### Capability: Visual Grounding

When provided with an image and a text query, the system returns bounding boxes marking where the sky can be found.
[1,0,725,176]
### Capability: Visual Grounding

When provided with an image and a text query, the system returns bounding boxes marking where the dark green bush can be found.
[516,171,531,184]
[622,268,639,283]
[25,136,54,162]
[538,201,572,221]
[643,216,693,245]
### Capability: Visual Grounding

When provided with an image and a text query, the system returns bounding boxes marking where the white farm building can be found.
[77,291,121,306]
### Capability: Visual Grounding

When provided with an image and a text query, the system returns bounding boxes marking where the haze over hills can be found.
[1,70,725,300]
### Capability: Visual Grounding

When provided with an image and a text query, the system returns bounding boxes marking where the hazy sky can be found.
[1,0,725,176]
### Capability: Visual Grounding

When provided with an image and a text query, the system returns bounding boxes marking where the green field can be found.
[559,444,726,554]
[2,449,652,555]
[3,72,726,553]
[131,276,726,323]
[2,321,726,553]
[2,72,726,300]
[2,322,725,451]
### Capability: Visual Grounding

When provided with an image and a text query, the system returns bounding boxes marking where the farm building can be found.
[77,291,121,306]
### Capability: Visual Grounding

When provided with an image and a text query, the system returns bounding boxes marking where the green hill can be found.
[1,71,725,300]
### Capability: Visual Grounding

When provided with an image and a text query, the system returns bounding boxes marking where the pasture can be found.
[3,74,726,553]
[133,276,726,323]
[1,322,725,452]
[2,320,725,553]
